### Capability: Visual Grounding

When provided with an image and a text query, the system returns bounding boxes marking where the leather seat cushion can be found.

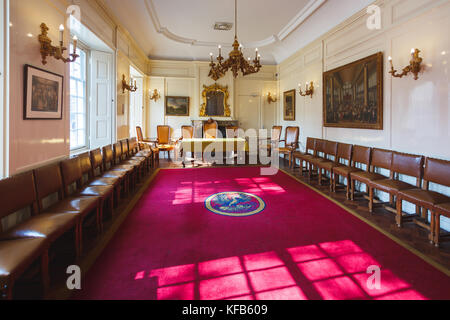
[316,160,337,171]
[370,179,416,194]
[309,157,328,166]
[89,177,119,186]
[111,165,135,173]
[79,185,114,197]
[293,152,314,160]
[127,158,146,165]
[435,202,450,216]
[135,151,151,158]
[0,238,46,277]
[130,156,148,163]
[46,196,99,214]
[350,171,386,184]
[0,213,78,241]
[398,189,450,209]
[333,166,361,177]
[102,171,127,179]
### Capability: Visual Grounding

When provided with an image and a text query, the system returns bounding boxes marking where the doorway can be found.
[129,66,144,138]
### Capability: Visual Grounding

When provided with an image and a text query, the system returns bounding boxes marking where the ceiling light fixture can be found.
[208,0,261,81]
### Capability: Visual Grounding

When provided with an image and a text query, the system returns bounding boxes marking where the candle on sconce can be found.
[218,45,222,56]
[255,48,258,59]
[59,24,64,45]
[72,35,78,54]
[210,52,213,62]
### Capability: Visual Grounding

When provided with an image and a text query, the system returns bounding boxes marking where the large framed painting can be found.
[24,64,64,120]
[323,52,383,129]
[165,96,190,116]
[200,83,231,117]
[283,89,296,121]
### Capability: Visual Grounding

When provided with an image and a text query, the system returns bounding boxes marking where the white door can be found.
[129,77,143,137]
[90,51,113,149]
[262,99,277,131]
[238,95,261,137]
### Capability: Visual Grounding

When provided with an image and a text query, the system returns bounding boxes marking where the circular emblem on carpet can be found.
[205,192,265,217]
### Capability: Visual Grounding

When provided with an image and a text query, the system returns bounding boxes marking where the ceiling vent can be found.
[214,22,233,31]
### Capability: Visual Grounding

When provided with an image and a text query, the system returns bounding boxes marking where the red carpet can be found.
[74,167,450,300]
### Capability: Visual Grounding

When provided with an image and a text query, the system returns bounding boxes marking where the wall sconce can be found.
[38,23,79,65]
[150,89,161,102]
[298,81,314,98]
[122,74,138,93]
[388,48,423,80]
[266,92,277,104]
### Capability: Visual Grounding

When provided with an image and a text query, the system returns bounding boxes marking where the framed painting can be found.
[323,52,383,129]
[165,96,190,116]
[283,89,296,121]
[24,64,64,120]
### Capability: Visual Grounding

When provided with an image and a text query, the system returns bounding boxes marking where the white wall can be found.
[278,0,450,230]
[147,60,277,139]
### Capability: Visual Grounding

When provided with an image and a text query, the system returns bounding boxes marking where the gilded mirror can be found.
[200,83,231,117]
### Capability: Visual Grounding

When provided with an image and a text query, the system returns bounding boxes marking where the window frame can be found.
[69,41,90,153]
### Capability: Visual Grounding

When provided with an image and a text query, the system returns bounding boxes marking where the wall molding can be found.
[144,0,326,49]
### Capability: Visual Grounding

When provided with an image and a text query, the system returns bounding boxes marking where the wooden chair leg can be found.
[350,179,355,201]
[369,187,374,213]
[429,210,435,244]
[396,197,403,227]
[346,177,350,200]
[434,213,440,247]
[318,169,323,186]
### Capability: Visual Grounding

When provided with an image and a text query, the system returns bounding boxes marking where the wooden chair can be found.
[157,125,176,160]
[181,125,194,139]
[204,119,218,139]
[33,163,100,258]
[178,125,194,160]
[369,152,424,214]
[293,137,316,175]
[434,202,450,246]
[260,126,283,157]
[128,137,153,170]
[396,157,450,245]
[310,140,338,187]
[333,145,370,200]
[120,139,146,179]
[79,152,117,223]
[112,143,139,188]
[61,157,114,233]
[276,126,299,168]
[0,172,50,299]
[103,144,135,193]
[350,148,393,212]
[89,149,123,206]
[136,126,159,165]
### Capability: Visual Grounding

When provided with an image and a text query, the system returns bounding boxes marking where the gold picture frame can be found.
[323,52,383,130]
[283,89,296,121]
[200,83,231,117]
[165,96,190,116]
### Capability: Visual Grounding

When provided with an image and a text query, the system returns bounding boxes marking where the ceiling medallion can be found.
[208,0,262,81]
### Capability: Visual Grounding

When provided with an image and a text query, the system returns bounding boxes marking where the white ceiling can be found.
[102,0,375,65]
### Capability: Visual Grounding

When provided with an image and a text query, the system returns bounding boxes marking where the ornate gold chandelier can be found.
[208,0,261,81]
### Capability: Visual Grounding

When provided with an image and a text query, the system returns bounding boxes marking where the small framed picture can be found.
[283,89,296,121]
[24,64,64,120]
[165,96,190,116]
